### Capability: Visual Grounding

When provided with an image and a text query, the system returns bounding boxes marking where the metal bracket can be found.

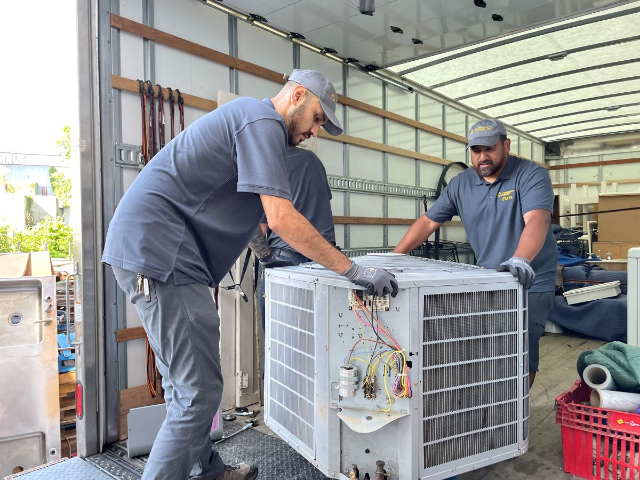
[327,175,436,199]
[236,371,249,390]
[115,143,143,169]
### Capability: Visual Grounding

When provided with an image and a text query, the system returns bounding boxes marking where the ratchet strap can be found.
[224,249,252,302]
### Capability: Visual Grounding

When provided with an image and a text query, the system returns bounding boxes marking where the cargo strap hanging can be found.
[138,81,183,167]
[138,80,149,166]
[176,89,185,133]
[224,249,252,302]
[146,80,157,159]
[156,84,166,150]
[147,340,159,398]
[168,87,175,140]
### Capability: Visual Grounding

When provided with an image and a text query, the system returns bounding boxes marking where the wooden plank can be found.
[116,326,146,343]
[59,384,75,395]
[111,75,217,111]
[120,385,165,416]
[60,396,76,412]
[119,385,165,440]
[60,428,77,457]
[333,216,462,227]
[111,14,284,84]
[549,157,640,170]
[336,94,467,143]
[110,14,465,145]
[333,216,414,225]
[59,371,76,384]
[554,178,640,188]
[318,130,451,165]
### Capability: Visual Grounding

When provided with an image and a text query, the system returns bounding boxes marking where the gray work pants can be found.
[527,290,555,373]
[113,267,225,480]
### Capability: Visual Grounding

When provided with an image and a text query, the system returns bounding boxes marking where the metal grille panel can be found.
[522,296,530,440]
[422,289,520,468]
[267,283,315,450]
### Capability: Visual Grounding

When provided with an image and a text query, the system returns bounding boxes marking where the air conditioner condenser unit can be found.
[264,254,529,480]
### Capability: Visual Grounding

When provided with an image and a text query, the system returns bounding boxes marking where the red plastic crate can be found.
[555,380,640,479]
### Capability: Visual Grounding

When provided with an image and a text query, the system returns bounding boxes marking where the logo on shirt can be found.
[497,189,514,201]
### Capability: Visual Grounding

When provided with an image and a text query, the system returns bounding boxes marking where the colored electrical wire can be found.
[346,290,412,410]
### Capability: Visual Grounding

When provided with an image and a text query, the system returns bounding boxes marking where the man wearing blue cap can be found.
[102,69,398,480]
[394,118,556,388]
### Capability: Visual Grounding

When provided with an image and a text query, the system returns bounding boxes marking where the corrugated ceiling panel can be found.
[544,122,640,141]
[514,103,640,129]
[399,12,640,86]
[536,114,640,137]
[461,66,640,108]
[429,41,640,100]
[484,79,640,117]
[503,93,640,126]
[389,1,638,73]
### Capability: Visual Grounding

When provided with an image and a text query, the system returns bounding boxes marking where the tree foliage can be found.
[49,167,72,207]
[0,216,73,258]
[57,125,71,162]
[0,226,12,253]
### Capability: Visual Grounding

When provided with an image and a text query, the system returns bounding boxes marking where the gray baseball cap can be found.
[285,69,343,135]
[467,118,507,148]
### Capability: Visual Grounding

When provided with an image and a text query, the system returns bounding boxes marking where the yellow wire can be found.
[381,363,393,412]
[348,292,411,410]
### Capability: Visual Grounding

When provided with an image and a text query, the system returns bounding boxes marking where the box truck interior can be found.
[2,0,640,478]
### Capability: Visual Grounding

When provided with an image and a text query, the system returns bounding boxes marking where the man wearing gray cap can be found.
[102,69,398,480]
[394,118,556,388]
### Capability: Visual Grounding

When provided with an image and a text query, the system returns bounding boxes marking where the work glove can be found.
[496,257,535,290]
[342,262,399,298]
[259,254,294,269]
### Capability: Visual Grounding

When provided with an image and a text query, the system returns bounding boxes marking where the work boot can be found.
[216,462,258,480]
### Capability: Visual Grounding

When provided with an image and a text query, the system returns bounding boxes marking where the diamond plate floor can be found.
[8,457,113,479]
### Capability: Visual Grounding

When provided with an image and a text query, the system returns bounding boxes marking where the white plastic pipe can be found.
[591,389,640,413]
[584,364,618,391]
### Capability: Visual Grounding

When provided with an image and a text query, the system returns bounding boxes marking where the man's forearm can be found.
[247,227,272,260]
[513,215,549,261]
[270,208,351,274]
[393,216,441,253]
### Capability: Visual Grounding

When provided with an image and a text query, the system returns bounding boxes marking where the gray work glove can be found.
[342,262,399,298]
[259,254,294,269]
[497,257,535,290]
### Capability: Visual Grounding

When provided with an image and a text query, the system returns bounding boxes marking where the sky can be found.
[0,2,78,156]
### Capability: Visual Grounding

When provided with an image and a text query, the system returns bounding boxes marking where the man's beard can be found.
[287,97,310,146]
[474,152,507,178]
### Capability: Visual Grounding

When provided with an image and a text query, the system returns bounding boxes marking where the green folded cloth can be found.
[577,342,640,393]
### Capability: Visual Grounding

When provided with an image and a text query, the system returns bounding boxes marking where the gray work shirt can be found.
[102,98,291,287]
[262,146,336,251]
[426,155,557,292]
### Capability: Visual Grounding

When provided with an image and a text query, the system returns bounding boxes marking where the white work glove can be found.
[342,263,399,297]
[497,257,535,290]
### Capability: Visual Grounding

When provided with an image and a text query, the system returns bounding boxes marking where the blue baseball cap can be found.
[285,69,343,136]
[467,118,507,148]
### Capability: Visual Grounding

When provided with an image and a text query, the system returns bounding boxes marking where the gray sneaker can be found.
[216,462,258,480]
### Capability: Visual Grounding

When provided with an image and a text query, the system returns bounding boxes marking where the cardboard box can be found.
[0,252,55,277]
[592,241,640,260]
[598,193,640,242]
